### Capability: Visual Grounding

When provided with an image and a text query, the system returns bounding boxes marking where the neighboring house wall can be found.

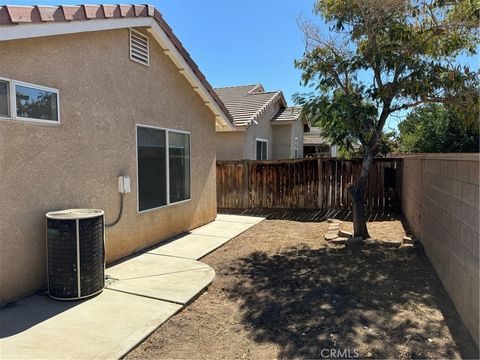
[0,28,217,303]
[401,154,479,345]
[272,119,305,160]
[242,100,282,160]
[291,118,304,158]
[216,131,245,161]
[272,125,292,159]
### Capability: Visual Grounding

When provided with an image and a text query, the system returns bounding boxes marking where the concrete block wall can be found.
[401,153,479,344]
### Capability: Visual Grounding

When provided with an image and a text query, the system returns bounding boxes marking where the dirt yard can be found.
[127,215,478,359]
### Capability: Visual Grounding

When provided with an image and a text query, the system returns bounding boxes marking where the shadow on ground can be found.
[220,208,400,222]
[226,244,479,359]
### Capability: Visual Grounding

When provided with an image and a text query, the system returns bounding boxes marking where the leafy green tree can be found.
[294,0,479,238]
[398,103,479,152]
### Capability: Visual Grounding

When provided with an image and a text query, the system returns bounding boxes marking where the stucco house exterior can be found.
[0,4,234,304]
[215,84,308,160]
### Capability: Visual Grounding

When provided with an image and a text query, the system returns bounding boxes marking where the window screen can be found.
[169,132,191,203]
[137,126,167,211]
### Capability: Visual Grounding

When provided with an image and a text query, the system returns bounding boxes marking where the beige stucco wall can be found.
[401,153,479,344]
[292,118,304,159]
[272,119,304,160]
[215,131,245,160]
[216,100,281,161]
[272,124,292,159]
[243,101,280,160]
[0,28,218,303]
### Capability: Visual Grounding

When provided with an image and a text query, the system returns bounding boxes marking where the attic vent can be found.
[129,29,149,66]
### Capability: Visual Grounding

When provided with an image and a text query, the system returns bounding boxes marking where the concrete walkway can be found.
[0,214,264,359]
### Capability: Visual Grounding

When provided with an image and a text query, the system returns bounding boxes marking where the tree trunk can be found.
[351,181,369,238]
[350,149,375,238]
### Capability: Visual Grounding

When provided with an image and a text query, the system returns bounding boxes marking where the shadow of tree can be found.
[225,244,478,359]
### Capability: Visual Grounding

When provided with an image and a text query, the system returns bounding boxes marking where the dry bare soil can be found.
[128,216,478,359]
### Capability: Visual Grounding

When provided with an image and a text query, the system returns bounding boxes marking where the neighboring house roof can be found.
[304,127,329,146]
[272,106,302,123]
[215,84,265,97]
[0,4,234,130]
[215,84,286,129]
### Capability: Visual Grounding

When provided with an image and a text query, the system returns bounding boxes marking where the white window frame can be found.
[129,28,150,67]
[255,138,269,160]
[136,124,192,213]
[0,77,11,120]
[0,76,60,125]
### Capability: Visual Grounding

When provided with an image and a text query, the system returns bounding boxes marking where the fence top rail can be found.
[217,157,403,164]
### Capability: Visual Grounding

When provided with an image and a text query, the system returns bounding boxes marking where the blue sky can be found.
[7,0,479,130]
[157,0,316,102]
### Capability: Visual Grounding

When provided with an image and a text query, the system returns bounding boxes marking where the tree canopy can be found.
[294,0,479,237]
[294,0,479,155]
[398,103,479,153]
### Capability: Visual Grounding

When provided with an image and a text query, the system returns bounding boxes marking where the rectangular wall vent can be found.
[129,29,149,66]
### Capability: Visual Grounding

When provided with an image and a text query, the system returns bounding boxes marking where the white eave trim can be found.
[0,16,234,130]
[0,17,155,41]
[216,126,247,133]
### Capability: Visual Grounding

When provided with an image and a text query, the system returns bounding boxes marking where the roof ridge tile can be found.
[214,84,262,90]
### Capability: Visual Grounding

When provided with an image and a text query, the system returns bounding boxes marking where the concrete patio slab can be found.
[0,290,181,359]
[148,214,264,260]
[0,213,264,359]
[148,233,231,260]
[215,213,265,224]
[106,253,215,304]
[191,218,261,238]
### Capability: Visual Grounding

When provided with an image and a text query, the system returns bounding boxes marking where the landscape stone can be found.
[382,239,402,248]
[338,229,353,238]
[327,219,342,224]
[325,232,338,241]
[331,237,348,244]
[402,236,414,245]
[399,244,415,252]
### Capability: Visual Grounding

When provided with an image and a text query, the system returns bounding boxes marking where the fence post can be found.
[397,158,403,213]
[317,158,322,209]
[242,160,249,208]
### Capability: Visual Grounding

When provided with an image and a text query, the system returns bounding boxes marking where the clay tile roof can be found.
[118,4,135,17]
[82,5,104,20]
[102,4,121,18]
[272,106,303,123]
[37,6,64,22]
[61,5,86,21]
[133,4,149,17]
[6,5,42,23]
[0,4,234,128]
[215,84,285,128]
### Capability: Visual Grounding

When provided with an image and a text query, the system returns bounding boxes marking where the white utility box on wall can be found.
[118,176,131,194]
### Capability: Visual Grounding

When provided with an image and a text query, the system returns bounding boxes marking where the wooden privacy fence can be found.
[216,157,402,211]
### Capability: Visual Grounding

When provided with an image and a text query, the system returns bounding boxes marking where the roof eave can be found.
[271,120,296,125]
[0,9,235,130]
